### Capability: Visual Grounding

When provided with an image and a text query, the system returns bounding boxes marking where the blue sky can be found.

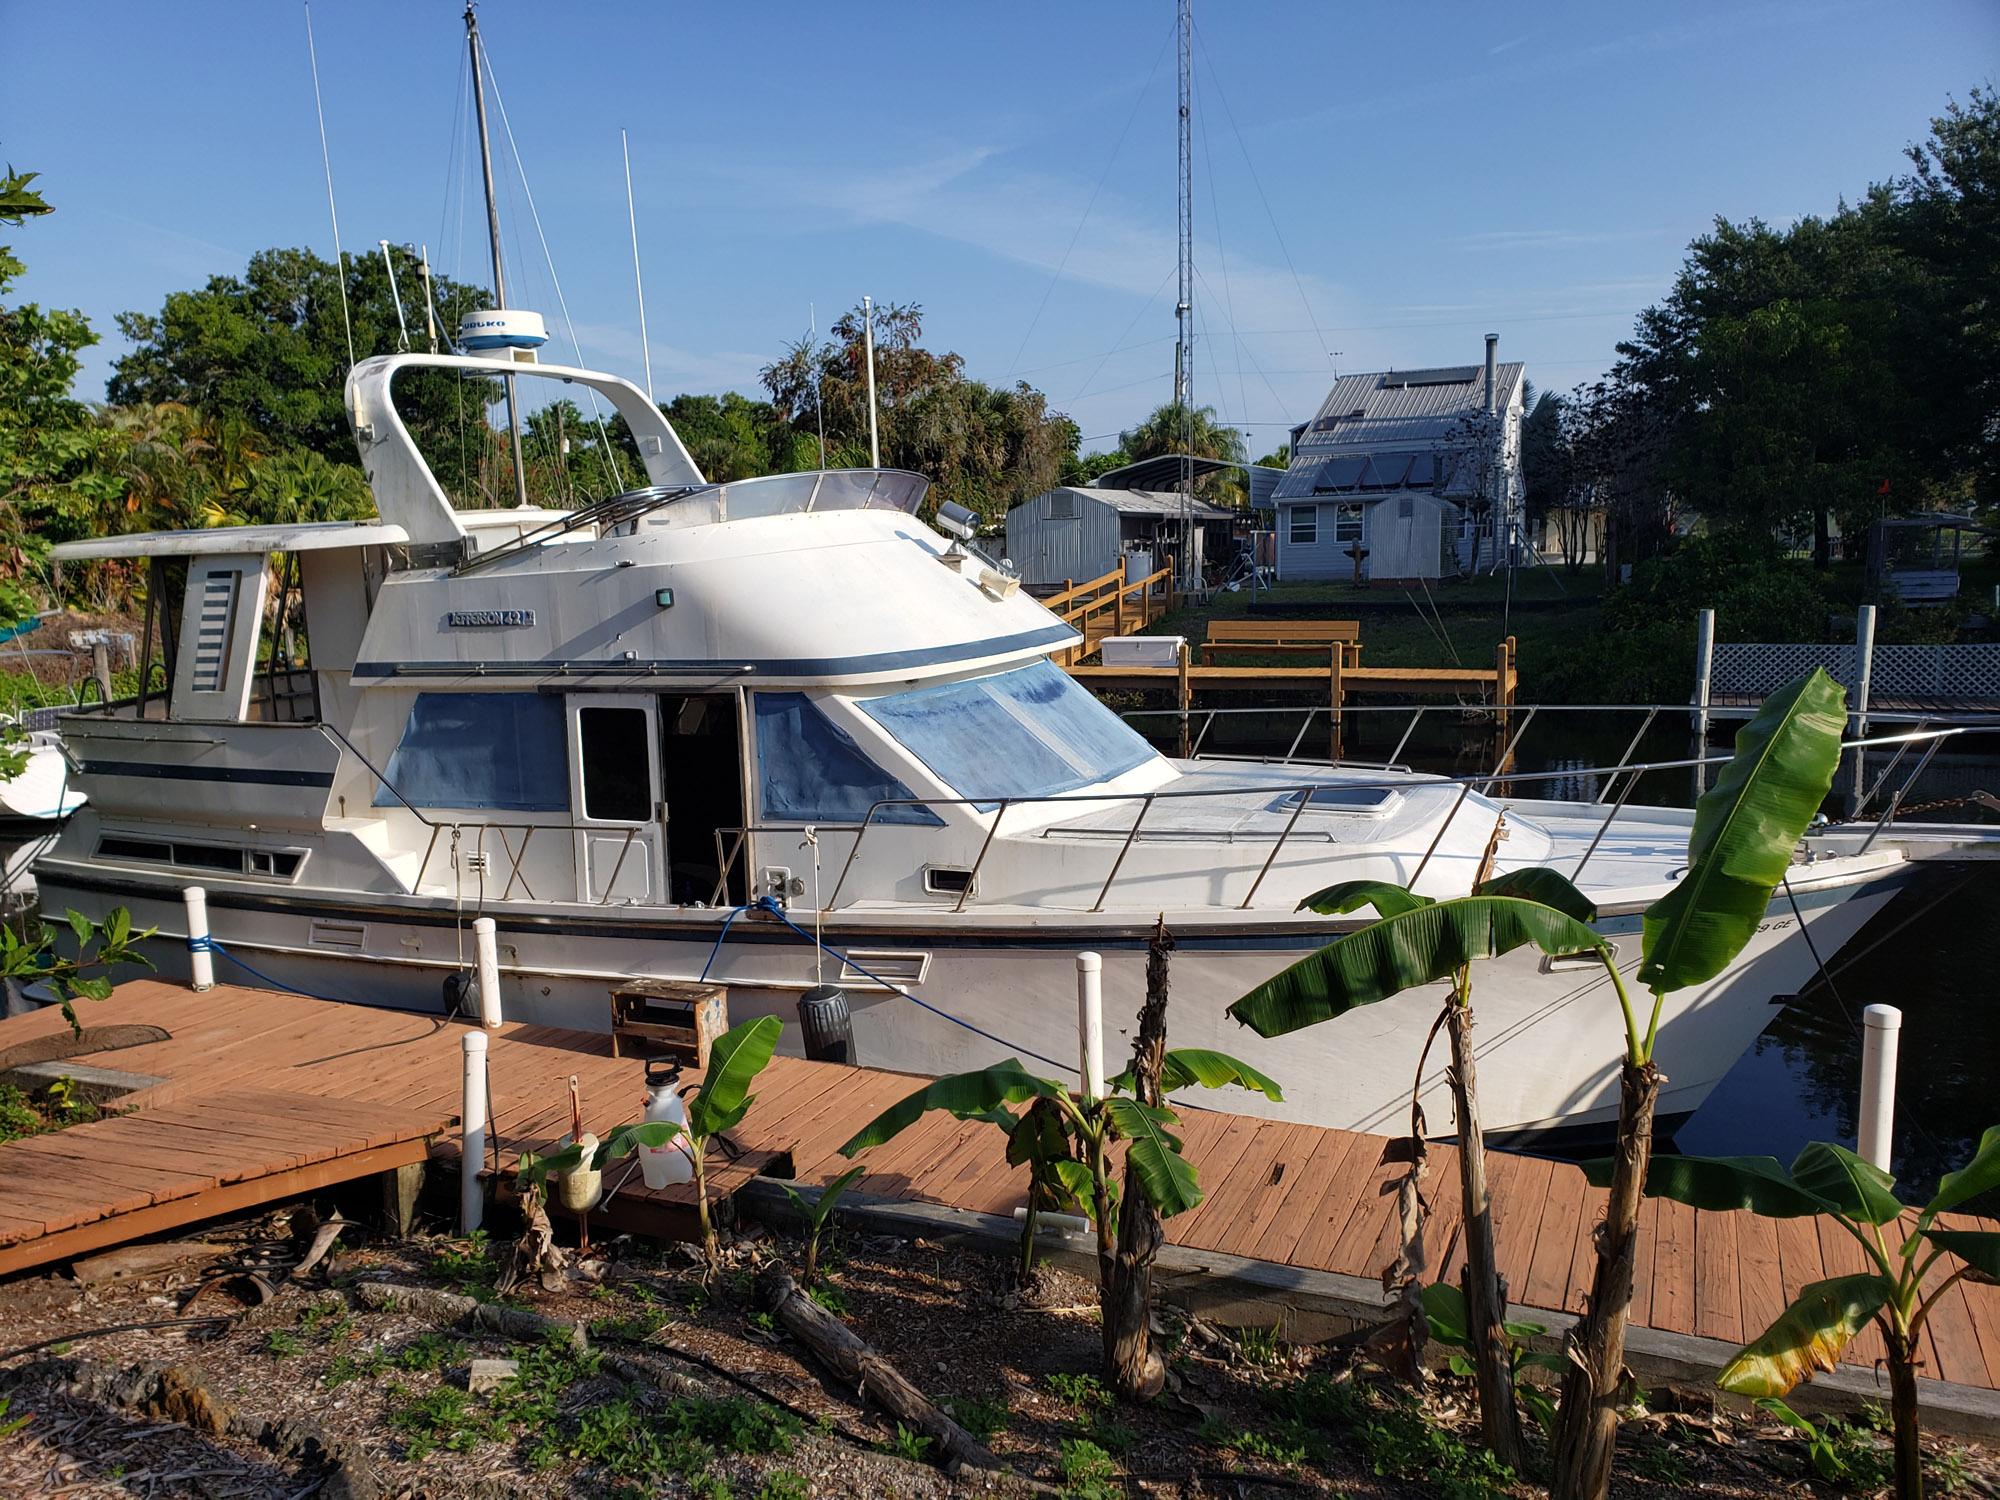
[7,0,1995,453]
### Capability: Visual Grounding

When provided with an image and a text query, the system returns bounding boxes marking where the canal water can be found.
[1133,702,2000,1207]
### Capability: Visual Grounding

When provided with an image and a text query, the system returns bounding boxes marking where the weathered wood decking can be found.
[1,981,1995,1395]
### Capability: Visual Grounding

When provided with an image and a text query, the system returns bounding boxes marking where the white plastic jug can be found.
[639,1063,694,1190]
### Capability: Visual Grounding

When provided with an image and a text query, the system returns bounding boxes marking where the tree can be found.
[110,243,502,498]
[1117,401,1247,505]
[760,301,1077,523]
[0,165,130,587]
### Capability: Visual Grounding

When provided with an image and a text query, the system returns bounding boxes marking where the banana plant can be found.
[0,906,155,1036]
[1594,1128,2000,1499]
[1553,667,1848,1500]
[1228,856,1611,1471]
[781,1164,865,1288]
[837,1045,1281,1390]
[542,1014,785,1277]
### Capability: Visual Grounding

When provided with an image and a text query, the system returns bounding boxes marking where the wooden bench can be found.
[1200,618,1364,665]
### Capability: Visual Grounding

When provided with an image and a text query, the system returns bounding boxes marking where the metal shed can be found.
[1005,486,1233,590]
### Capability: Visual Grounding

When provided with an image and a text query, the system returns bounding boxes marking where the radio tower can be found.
[1173,0,1195,582]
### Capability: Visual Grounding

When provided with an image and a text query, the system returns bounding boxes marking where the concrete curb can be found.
[737,1178,2000,1441]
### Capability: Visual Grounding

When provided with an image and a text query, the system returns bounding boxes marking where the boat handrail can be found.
[793,723,1985,912]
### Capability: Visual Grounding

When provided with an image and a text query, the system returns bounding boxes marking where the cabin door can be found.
[567,694,665,904]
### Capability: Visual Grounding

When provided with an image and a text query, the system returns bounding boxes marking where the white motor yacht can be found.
[35,351,1916,1142]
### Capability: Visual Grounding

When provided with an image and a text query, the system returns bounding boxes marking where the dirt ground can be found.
[0,1201,1993,1499]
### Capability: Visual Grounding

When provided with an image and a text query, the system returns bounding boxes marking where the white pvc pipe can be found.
[461,1030,489,1234]
[1076,951,1104,1101]
[183,886,214,992]
[472,916,502,1028]
[1858,1004,1901,1171]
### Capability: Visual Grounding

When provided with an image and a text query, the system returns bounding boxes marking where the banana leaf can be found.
[1923,1124,2000,1218]
[1228,896,1607,1038]
[1104,1095,1202,1217]
[1582,1152,1831,1218]
[687,1014,784,1138]
[1419,1281,1471,1346]
[1298,879,1433,917]
[840,1058,1062,1156]
[1639,669,1846,994]
[1921,1228,2000,1282]
[1717,1273,1890,1397]
[598,1120,681,1164]
[1790,1141,1904,1226]
[1475,867,1599,923]
[1111,1048,1286,1100]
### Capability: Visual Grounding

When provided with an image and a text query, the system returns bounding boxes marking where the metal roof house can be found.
[1005,485,1234,590]
[1273,336,1526,582]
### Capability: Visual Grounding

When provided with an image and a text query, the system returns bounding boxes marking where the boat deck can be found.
[1,981,1995,1397]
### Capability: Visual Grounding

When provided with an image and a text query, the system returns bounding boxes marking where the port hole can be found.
[923,867,973,897]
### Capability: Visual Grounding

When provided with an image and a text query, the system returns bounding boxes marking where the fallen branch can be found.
[756,1263,1001,1476]
[348,1279,586,1352]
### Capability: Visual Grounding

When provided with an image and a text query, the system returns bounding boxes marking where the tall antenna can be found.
[1174,0,1193,417]
[862,294,881,469]
[621,128,655,406]
[303,2,355,372]
[1174,0,1195,583]
[810,302,827,468]
[377,240,410,351]
[465,2,529,508]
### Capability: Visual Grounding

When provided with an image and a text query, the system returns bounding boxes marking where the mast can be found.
[465,2,530,508]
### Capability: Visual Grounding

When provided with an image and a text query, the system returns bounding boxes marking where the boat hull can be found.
[38,859,1901,1143]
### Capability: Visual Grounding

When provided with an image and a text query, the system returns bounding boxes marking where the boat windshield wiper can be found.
[451,484,702,576]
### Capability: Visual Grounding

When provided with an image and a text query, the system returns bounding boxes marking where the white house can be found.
[1274,336,1525,582]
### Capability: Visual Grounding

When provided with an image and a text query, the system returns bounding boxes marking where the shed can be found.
[1005,486,1233,590]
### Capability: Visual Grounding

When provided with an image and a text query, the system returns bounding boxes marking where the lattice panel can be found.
[1713,642,2000,704]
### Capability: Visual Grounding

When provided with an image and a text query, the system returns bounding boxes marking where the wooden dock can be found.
[1041,560,1177,666]
[1,982,1995,1397]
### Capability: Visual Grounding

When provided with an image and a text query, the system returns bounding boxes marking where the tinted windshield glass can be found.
[858,660,1157,804]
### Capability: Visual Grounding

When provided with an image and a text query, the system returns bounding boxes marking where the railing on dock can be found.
[1041,560,1175,666]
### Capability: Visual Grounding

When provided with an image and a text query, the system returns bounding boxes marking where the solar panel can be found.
[1380,366,1479,388]
[1313,455,1368,490]
[1404,451,1436,487]
[1360,452,1413,488]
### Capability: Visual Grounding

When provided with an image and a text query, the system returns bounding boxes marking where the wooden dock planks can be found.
[0,980,1994,1395]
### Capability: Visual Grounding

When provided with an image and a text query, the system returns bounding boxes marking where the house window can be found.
[1331,503,1365,543]
[1288,506,1318,545]
[1049,491,1078,520]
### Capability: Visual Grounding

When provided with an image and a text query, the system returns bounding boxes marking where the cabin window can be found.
[858,659,1155,805]
[1288,506,1317,545]
[577,706,653,822]
[378,692,568,812]
[755,694,941,826]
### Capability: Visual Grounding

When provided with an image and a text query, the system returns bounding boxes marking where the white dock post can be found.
[1853,604,1877,741]
[1858,1003,1900,1171]
[1692,608,1715,797]
[472,916,502,1028]
[1075,952,1104,1101]
[461,1030,489,1234]
[183,886,214,992]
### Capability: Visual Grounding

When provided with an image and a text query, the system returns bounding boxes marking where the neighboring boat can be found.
[0,723,85,829]
[28,350,1924,1143]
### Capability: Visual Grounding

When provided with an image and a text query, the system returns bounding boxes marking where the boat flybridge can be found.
[38,351,1912,1142]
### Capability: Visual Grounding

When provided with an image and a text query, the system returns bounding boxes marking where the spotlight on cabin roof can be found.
[458,308,548,355]
[935,501,979,541]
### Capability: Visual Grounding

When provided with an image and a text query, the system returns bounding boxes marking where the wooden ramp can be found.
[0,982,1994,1396]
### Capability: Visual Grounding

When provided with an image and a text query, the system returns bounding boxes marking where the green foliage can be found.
[940,1394,1010,1439]
[1228,872,1606,1038]
[754,1472,809,1500]
[0,1393,30,1440]
[262,1329,302,1359]
[1758,1398,1895,1489]
[0,1077,102,1141]
[395,1331,464,1373]
[1421,1283,1564,1434]
[1195,1414,1309,1465]
[1056,1436,1122,1500]
[1043,1371,1112,1409]
[391,1385,506,1458]
[879,1423,931,1462]
[428,1232,496,1298]
[322,1345,391,1388]
[781,1164,864,1287]
[0,905,154,1037]
[587,1305,670,1343]
[804,1282,848,1317]
[1638,668,1846,997]
[1264,1373,1516,1499]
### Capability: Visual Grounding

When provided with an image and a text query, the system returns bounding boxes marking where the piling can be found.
[1858,1003,1901,1171]
[183,886,214,992]
[472,916,502,1028]
[461,1030,489,1233]
[1076,952,1104,1100]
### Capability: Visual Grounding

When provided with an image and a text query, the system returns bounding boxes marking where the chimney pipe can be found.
[1483,333,1498,416]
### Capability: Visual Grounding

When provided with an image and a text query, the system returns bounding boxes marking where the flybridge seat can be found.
[1200,618,1364,665]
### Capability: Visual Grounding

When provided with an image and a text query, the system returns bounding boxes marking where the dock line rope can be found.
[698,896,1074,1076]
[186,933,341,1004]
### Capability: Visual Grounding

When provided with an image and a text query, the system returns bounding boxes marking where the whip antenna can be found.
[303,1,355,371]
[621,128,655,405]
[377,240,410,351]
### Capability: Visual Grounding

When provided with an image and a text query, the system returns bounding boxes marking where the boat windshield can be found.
[635,469,929,530]
[858,660,1158,806]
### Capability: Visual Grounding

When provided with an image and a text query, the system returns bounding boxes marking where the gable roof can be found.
[1052,486,1235,520]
